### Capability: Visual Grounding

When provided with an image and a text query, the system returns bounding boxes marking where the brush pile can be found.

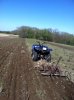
[34,57,63,76]
[34,59,52,71]
[34,59,61,72]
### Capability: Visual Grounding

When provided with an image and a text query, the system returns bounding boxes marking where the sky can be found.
[0,0,74,34]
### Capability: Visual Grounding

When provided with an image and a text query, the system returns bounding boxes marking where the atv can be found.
[31,41,52,62]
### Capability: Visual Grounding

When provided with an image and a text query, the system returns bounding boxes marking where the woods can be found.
[0,26,74,45]
[10,26,74,46]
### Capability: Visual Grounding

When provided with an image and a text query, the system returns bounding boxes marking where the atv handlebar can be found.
[36,41,40,45]
[36,41,45,46]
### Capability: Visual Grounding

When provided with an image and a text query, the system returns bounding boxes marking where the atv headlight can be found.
[43,47,47,50]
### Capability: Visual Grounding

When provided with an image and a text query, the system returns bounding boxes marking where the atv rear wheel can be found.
[31,51,38,61]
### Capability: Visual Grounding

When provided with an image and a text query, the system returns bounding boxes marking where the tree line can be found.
[1,26,74,45]
[0,31,10,34]
[10,26,74,46]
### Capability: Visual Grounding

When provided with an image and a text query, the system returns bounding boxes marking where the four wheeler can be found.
[31,41,52,62]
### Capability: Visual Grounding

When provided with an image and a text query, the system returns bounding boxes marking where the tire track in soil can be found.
[0,39,21,100]
[0,46,18,80]
[14,42,40,100]
[0,39,20,75]
[0,42,20,100]
[6,42,25,100]
[6,41,41,100]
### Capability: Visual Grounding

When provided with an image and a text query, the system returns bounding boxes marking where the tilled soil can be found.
[0,38,74,100]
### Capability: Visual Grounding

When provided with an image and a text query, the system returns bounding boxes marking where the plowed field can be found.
[0,37,74,100]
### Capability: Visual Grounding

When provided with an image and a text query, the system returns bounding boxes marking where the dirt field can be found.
[0,37,74,100]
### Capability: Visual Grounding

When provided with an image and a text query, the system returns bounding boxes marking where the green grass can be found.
[25,38,74,71]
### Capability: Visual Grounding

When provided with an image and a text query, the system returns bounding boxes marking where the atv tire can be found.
[32,51,38,61]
